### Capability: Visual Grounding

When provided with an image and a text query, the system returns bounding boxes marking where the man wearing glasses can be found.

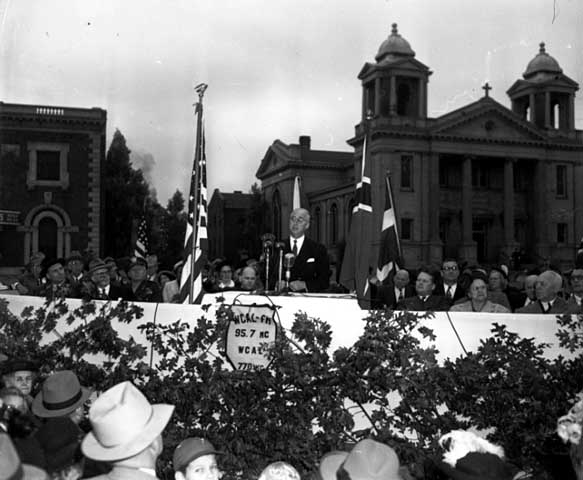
[435,259,466,307]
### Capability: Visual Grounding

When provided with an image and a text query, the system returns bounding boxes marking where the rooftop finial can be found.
[391,23,398,35]
[539,42,546,54]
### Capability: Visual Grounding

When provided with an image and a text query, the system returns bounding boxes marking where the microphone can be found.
[283,253,296,291]
[261,233,276,291]
[261,233,275,249]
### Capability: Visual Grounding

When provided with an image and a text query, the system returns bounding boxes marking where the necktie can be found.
[398,289,404,301]
[446,286,452,300]
[293,239,298,256]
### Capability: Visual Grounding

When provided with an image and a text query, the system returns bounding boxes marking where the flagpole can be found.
[385,171,402,258]
[189,83,207,303]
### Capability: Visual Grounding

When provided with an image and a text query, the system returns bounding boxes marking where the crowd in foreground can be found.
[2,355,568,480]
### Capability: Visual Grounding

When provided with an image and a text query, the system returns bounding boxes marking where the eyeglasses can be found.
[572,275,583,281]
[443,266,458,271]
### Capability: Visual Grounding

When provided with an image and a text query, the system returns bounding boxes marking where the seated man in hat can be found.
[81,381,174,480]
[126,256,163,303]
[38,258,81,300]
[2,358,38,406]
[173,438,223,480]
[14,253,45,296]
[83,259,131,301]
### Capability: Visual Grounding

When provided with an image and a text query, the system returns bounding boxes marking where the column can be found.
[544,91,551,128]
[418,78,426,118]
[427,152,443,264]
[389,76,397,115]
[529,93,536,123]
[459,155,477,263]
[503,158,519,257]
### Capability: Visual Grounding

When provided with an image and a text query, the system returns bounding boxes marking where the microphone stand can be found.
[261,233,275,292]
[275,242,285,292]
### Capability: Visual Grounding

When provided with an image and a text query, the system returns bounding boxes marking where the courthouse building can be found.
[0,102,106,272]
[257,24,583,270]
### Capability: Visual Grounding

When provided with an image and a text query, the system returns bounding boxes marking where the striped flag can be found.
[376,174,403,283]
[134,215,149,258]
[339,127,372,308]
[179,84,209,304]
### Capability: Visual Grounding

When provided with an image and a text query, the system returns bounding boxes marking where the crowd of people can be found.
[0,358,533,479]
[0,222,581,315]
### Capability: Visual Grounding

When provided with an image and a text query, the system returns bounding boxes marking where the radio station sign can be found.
[0,210,20,226]
[225,304,278,371]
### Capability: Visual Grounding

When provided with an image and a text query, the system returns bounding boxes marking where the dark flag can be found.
[179,83,209,304]
[339,127,372,308]
[134,215,149,258]
[376,174,403,283]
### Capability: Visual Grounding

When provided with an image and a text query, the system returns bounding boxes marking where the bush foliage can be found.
[0,297,581,479]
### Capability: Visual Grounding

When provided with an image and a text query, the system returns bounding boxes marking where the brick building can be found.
[0,102,106,273]
[207,189,256,264]
[257,24,583,271]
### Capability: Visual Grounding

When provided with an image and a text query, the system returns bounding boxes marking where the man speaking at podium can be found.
[279,208,329,293]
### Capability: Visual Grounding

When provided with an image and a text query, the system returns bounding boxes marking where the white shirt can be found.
[394,287,405,301]
[290,235,305,255]
[444,283,457,298]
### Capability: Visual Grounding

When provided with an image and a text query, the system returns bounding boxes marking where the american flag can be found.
[339,124,372,309]
[179,84,209,304]
[376,174,403,283]
[134,215,149,258]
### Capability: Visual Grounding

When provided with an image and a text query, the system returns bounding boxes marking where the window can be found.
[36,151,61,181]
[314,207,321,242]
[556,165,567,198]
[329,203,338,245]
[401,218,413,240]
[27,142,69,189]
[400,155,413,190]
[557,223,567,244]
[472,163,488,188]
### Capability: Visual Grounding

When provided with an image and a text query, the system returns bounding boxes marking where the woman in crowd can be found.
[450,272,510,313]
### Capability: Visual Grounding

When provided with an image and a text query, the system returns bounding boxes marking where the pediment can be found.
[256,141,292,179]
[432,100,546,142]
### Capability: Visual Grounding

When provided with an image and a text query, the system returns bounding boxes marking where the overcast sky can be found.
[1,0,582,205]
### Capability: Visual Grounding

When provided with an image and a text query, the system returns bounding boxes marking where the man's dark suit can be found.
[515,297,569,314]
[283,237,329,293]
[396,295,450,312]
[373,284,415,309]
[434,283,467,306]
[86,283,131,301]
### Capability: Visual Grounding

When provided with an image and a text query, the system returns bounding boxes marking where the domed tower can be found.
[357,23,431,121]
[507,42,579,131]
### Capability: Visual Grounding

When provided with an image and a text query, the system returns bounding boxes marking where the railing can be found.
[0,102,105,120]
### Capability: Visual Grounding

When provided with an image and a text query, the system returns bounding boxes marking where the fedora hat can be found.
[2,358,38,376]
[0,434,49,480]
[437,452,514,480]
[82,381,174,462]
[339,439,402,480]
[87,258,109,277]
[125,256,147,273]
[32,371,91,418]
[318,451,348,480]
[173,437,222,472]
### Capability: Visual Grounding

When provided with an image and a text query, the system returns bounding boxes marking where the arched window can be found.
[272,190,282,240]
[329,203,338,245]
[314,207,321,242]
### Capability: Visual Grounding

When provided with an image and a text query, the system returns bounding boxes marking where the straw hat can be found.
[32,371,91,418]
[81,381,174,462]
[339,439,402,480]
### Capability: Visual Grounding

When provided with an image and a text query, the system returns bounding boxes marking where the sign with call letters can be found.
[225,304,278,371]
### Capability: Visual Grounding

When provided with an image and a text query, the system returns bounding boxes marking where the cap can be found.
[173,438,221,472]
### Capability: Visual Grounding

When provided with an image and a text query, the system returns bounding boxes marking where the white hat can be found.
[81,381,174,462]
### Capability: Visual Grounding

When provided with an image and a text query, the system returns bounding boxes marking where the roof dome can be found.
[375,23,415,62]
[523,42,562,80]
